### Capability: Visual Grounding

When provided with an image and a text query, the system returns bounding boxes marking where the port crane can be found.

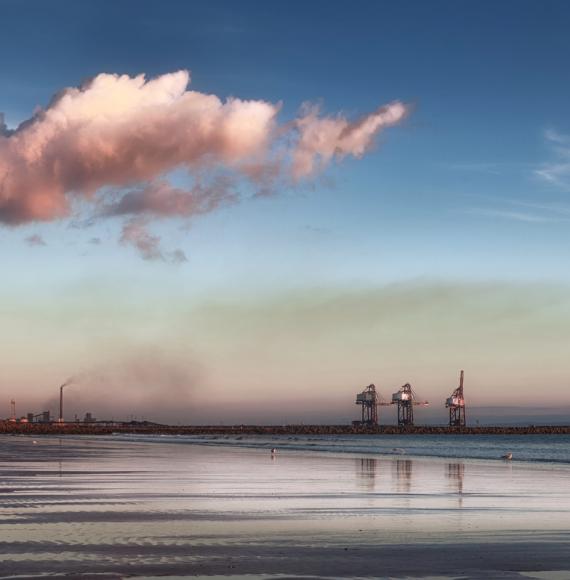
[355,384,391,426]
[391,383,429,427]
[446,370,466,427]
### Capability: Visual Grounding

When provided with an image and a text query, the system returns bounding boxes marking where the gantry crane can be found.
[446,370,466,427]
[391,383,429,427]
[355,384,391,426]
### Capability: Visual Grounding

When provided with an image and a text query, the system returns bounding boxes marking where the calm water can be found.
[115,433,570,465]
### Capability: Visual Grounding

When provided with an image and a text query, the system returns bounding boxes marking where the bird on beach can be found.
[270,448,277,456]
[501,452,513,460]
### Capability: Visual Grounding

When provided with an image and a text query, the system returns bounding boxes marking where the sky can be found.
[1,0,570,425]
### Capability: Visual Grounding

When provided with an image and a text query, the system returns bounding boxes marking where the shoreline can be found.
[4,430,570,470]
[119,434,570,469]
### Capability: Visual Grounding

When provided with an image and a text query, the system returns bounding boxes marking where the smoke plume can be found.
[45,348,200,423]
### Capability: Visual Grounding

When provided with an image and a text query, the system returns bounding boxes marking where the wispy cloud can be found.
[292,101,408,178]
[169,249,188,264]
[461,194,570,224]
[505,198,570,216]
[441,162,505,175]
[535,128,570,189]
[463,207,567,223]
[444,129,570,189]
[119,217,187,263]
[543,128,570,145]
[98,178,238,219]
[24,233,47,246]
[440,161,532,176]
[120,218,164,261]
[302,225,334,237]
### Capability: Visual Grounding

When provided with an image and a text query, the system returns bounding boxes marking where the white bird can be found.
[270,448,277,455]
[501,452,513,460]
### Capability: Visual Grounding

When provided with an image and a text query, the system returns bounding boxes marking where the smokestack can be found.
[59,380,73,423]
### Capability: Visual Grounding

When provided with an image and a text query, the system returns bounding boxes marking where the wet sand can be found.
[0,436,569,578]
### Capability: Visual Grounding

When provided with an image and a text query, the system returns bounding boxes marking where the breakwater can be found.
[1,421,569,436]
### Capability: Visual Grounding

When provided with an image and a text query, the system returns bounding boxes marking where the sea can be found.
[112,432,570,465]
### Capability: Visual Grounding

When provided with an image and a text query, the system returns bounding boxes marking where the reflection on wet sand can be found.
[356,457,378,491]
[446,462,465,508]
[58,437,63,477]
[393,458,413,493]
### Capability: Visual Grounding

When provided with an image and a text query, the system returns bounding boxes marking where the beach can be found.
[1,435,569,579]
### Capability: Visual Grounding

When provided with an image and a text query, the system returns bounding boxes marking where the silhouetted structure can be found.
[59,380,73,423]
[355,384,391,426]
[446,370,466,427]
[355,384,379,426]
[391,383,429,427]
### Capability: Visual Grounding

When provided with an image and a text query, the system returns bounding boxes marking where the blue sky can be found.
[2,0,570,283]
[1,0,570,423]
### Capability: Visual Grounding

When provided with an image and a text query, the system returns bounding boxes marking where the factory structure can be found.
[6,381,96,425]
[354,370,466,427]
[6,370,468,428]
[6,406,96,425]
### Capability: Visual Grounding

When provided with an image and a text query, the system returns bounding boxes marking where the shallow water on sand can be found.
[0,436,569,577]
[117,432,570,465]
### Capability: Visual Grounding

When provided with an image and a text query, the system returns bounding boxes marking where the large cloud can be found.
[0,70,276,224]
[0,70,409,258]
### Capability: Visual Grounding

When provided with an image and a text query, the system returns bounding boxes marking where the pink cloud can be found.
[0,70,409,259]
[100,177,237,218]
[119,217,187,263]
[0,70,276,225]
[292,102,409,178]
[120,218,164,261]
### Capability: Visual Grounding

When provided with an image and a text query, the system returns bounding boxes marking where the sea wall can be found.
[1,422,569,435]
